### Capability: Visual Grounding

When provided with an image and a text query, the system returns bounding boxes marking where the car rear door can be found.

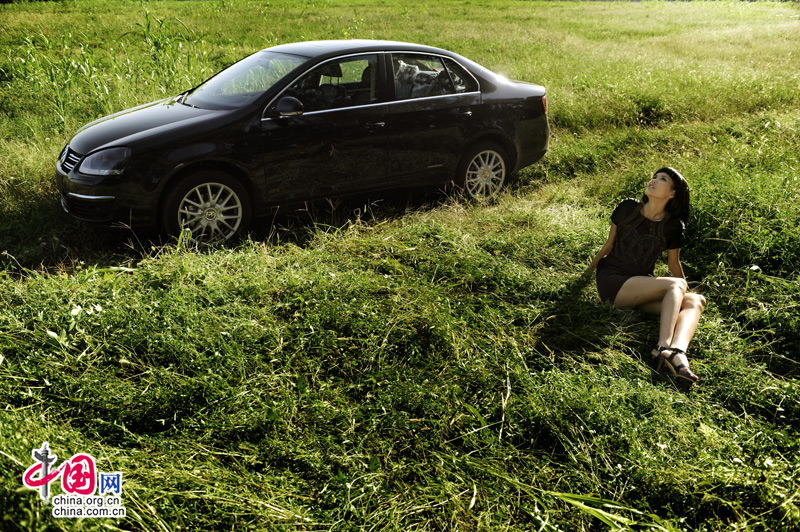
[384,53,481,186]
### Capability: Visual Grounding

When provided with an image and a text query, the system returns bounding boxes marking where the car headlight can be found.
[78,147,131,176]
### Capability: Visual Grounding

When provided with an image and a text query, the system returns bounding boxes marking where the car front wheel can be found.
[457,143,509,202]
[162,170,251,243]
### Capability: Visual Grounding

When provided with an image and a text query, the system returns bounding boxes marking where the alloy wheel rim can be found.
[177,182,243,242]
[465,150,505,200]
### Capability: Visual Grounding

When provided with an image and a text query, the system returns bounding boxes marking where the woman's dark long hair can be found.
[641,166,690,224]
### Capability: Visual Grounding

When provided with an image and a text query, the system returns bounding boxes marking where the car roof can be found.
[262,39,503,91]
[264,40,454,60]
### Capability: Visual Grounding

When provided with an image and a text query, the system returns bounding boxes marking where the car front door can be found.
[385,53,481,186]
[260,54,389,205]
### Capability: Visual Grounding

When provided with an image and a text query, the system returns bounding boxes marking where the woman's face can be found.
[645,172,676,201]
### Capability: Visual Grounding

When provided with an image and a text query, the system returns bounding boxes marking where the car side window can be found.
[442,58,480,93]
[392,54,449,100]
[391,53,477,101]
[284,54,379,112]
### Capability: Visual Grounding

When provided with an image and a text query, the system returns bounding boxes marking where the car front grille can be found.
[61,147,82,173]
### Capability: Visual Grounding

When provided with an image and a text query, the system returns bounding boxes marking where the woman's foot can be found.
[651,346,698,385]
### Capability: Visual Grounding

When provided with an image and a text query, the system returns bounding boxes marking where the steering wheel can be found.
[319,84,347,106]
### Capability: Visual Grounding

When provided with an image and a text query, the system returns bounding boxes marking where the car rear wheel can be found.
[162,171,251,244]
[457,142,509,202]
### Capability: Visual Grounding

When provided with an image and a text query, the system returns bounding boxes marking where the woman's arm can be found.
[585,223,617,274]
[667,248,685,278]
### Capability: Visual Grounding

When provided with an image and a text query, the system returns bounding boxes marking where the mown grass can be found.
[1,1,800,530]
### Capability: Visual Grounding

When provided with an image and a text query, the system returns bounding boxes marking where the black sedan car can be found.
[56,40,548,242]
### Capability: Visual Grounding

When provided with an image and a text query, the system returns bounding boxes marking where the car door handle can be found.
[458,111,473,117]
[366,122,386,128]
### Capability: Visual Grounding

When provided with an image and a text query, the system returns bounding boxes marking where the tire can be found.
[456,142,510,202]
[161,170,251,244]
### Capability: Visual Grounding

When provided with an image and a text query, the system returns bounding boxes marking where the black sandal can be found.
[653,346,699,385]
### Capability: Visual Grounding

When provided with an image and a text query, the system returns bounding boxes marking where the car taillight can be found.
[542,95,547,114]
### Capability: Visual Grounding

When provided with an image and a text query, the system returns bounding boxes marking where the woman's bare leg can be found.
[612,276,703,376]
[634,293,706,353]
[669,293,706,352]
[614,276,687,346]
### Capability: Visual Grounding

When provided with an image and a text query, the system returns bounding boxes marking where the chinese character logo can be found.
[22,442,121,504]
[59,453,96,496]
[99,472,123,495]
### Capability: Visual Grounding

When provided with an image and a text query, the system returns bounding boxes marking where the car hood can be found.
[69,97,223,154]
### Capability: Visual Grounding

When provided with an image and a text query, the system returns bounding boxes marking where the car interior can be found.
[285,56,378,112]
[284,52,474,113]
[393,58,455,100]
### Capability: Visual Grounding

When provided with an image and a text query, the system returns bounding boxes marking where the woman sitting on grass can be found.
[585,167,706,385]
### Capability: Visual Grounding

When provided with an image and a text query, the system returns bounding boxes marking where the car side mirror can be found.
[275,97,304,117]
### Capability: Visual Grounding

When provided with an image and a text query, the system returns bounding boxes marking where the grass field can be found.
[1,0,800,530]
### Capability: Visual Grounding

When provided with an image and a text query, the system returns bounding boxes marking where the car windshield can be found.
[183,51,308,110]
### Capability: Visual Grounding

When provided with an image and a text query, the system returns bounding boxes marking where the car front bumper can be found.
[55,169,158,229]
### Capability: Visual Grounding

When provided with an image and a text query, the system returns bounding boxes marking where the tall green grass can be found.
[2,1,800,530]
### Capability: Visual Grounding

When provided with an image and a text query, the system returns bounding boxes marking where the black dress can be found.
[596,198,685,304]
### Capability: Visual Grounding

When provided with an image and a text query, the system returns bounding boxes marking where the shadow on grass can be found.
[249,188,452,248]
[0,199,157,273]
[531,272,678,385]
[0,188,452,273]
